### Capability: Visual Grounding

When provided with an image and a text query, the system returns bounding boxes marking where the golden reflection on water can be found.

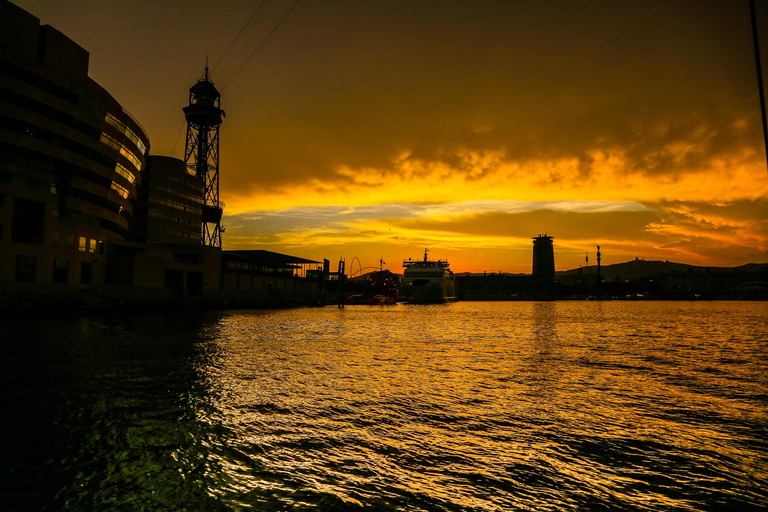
[193,302,768,510]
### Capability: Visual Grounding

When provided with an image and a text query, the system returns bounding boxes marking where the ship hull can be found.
[400,277,456,304]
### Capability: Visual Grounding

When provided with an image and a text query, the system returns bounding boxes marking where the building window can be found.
[111,181,130,199]
[12,198,45,245]
[80,262,93,284]
[15,255,36,282]
[53,258,68,283]
[105,112,147,155]
[65,234,75,249]
[50,231,60,246]
[79,236,88,252]
[115,162,137,184]
[100,132,142,171]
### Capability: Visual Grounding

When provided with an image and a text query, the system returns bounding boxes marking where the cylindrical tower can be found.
[532,235,555,279]
[183,66,225,248]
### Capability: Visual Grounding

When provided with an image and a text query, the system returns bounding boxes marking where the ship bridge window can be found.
[406,270,443,279]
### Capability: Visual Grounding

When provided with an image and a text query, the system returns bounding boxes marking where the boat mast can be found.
[751,0,768,173]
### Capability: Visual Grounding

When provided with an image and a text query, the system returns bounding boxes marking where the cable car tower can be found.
[183,65,226,248]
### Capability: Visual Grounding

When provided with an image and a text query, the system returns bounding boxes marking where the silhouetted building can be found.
[455,234,561,300]
[221,250,322,305]
[0,0,149,291]
[0,0,325,309]
[532,235,555,279]
[130,156,203,245]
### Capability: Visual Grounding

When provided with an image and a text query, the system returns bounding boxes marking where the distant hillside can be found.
[557,259,768,281]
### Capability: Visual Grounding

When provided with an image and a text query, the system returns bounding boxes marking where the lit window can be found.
[105,113,147,155]
[111,181,130,199]
[115,162,137,184]
[79,236,87,252]
[100,133,142,171]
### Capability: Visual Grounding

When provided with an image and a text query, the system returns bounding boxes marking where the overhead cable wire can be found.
[175,3,270,158]
[211,0,270,74]
[171,119,186,158]
[220,0,311,92]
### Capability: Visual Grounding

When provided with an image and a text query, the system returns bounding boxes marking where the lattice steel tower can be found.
[183,66,226,247]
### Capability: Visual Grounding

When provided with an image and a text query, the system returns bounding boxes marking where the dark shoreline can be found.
[1,294,764,321]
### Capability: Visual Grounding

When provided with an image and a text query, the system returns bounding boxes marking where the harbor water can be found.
[2,301,767,511]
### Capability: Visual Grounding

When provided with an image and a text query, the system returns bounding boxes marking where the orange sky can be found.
[14,0,768,273]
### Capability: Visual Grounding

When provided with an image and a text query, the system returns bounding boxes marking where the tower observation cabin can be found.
[183,66,225,248]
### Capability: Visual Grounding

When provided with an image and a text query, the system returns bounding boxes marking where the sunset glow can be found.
[16,0,768,273]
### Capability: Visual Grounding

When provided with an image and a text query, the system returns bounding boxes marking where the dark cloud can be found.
[19,0,762,190]
[213,0,763,193]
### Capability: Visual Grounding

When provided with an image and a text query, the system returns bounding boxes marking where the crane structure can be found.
[183,66,226,248]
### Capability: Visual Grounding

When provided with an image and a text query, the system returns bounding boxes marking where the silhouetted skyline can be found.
[12,0,768,273]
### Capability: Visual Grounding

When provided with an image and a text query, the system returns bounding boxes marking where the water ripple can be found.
[1,302,767,510]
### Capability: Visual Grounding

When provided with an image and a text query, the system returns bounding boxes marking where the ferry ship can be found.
[401,249,456,303]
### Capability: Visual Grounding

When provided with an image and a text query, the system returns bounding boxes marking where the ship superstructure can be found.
[401,249,456,303]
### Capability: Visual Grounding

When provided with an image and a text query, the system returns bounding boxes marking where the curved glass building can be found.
[0,0,149,289]
[0,0,321,307]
